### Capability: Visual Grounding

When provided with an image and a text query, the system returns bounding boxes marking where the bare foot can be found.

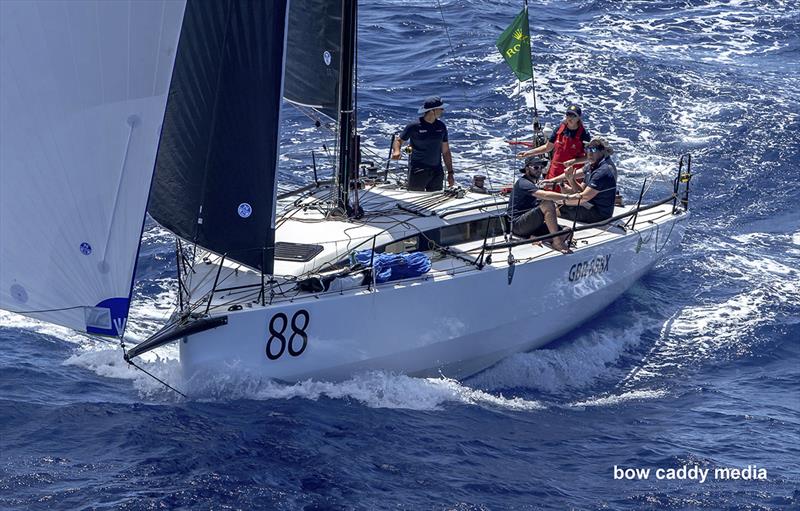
[539,239,570,254]
[551,240,572,254]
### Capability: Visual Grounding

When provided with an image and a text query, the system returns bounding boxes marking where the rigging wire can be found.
[3,305,87,314]
[120,341,187,399]
[522,0,542,137]
[434,0,503,193]
[287,101,338,136]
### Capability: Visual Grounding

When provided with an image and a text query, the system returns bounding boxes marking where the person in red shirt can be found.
[518,104,591,192]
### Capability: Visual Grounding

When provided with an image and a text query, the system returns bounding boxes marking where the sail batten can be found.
[0,0,187,336]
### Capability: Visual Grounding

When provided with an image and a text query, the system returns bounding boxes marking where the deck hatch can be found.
[274,242,324,262]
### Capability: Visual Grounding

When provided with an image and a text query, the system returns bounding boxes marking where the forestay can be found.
[0,0,186,336]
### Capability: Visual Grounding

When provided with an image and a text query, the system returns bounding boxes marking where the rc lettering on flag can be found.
[496,8,533,82]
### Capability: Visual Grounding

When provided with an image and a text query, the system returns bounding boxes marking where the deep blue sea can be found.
[2,0,799,509]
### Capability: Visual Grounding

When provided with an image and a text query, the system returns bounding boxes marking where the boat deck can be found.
[179,183,682,315]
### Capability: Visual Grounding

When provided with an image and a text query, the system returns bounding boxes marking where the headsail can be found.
[0,0,186,336]
[148,0,290,274]
[284,0,344,121]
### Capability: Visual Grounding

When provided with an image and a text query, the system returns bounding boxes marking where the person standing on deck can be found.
[391,96,455,191]
[517,104,590,192]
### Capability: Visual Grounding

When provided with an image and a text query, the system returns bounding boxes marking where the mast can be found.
[336,0,358,216]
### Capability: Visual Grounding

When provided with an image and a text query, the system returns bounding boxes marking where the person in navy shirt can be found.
[391,96,455,191]
[556,137,618,223]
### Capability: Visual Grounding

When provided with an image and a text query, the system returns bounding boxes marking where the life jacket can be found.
[547,122,586,192]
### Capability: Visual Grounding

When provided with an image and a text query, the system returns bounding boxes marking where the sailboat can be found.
[0,1,692,388]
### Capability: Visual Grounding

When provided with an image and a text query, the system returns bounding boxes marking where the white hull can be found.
[179,199,688,384]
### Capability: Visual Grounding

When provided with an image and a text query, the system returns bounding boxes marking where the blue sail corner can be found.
[85,297,130,337]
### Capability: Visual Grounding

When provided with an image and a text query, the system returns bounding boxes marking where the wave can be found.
[468,320,648,393]
[62,347,545,412]
[620,229,800,388]
[193,371,545,411]
[569,388,668,408]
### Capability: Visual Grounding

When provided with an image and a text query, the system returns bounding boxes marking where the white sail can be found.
[0,0,186,336]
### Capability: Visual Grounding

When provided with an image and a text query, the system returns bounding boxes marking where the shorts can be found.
[408,165,444,192]
[511,207,546,237]
[559,204,610,224]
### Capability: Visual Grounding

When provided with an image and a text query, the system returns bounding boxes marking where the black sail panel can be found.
[149,0,289,272]
[284,0,343,120]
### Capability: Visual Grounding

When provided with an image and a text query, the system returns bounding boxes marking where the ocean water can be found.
[1,0,799,509]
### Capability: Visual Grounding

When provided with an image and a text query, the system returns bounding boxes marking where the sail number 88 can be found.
[266,310,310,360]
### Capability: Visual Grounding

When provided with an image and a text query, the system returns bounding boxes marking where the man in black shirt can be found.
[391,96,455,191]
[508,156,570,253]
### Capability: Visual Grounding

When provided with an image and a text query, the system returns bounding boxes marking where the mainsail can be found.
[0,0,186,336]
[148,0,290,273]
[284,0,344,121]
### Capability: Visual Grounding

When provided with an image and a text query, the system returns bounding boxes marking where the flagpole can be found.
[524,0,542,145]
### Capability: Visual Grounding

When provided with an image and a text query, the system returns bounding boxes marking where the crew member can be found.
[518,104,590,192]
[556,137,618,224]
[391,96,455,191]
[508,156,570,253]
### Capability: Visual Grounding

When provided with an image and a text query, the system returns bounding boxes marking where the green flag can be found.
[496,8,533,82]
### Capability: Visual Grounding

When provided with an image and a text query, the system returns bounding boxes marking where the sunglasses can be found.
[565,112,578,118]
[586,146,603,153]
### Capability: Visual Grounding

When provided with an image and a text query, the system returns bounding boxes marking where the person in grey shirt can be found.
[391,96,455,191]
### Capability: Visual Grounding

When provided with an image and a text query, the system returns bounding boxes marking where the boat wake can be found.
[191,371,545,411]
[62,347,546,411]
[619,228,800,388]
[467,319,649,394]
[568,389,668,408]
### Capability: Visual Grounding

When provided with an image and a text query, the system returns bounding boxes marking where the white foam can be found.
[622,235,800,384]
[581,3,774,66]
[570,389,668,408]
[64,347,183,399]
[64,348,143,380]
[0,310,93,346]
[139,221,173,245]
[188,371,544,411]
[468,321,647,393]
[63,347,545,410]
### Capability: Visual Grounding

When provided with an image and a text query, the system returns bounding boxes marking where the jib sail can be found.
[148,0,290,273]
[0,0,186,336]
